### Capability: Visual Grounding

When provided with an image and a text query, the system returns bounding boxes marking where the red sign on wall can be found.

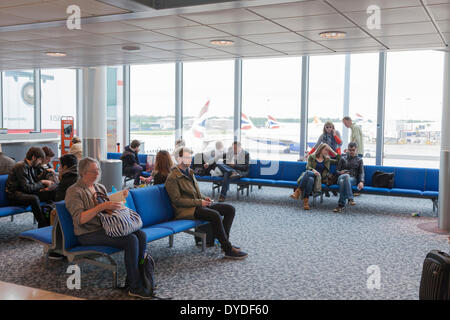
[61,116,74,155]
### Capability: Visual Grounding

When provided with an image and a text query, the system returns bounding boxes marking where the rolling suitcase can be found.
[419,250,450,300]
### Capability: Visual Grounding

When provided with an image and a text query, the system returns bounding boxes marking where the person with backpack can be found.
[65,157,151,299]
[333,142,365,213]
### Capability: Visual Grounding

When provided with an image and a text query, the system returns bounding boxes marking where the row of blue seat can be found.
[196,160,439,211]
[20,184,209,288]
[0,175,46,221]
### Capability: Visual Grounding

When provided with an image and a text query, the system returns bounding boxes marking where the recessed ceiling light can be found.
[122,45,141,51]
[319,31,347,39]
[45,52,67,57]
[210,39,234,46]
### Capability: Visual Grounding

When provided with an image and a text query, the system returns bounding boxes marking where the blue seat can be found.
[280,161,306,182]
[130,186,170,227]
[273,180,298,188]
[393,167,426,191]
[140,226,174,242]
[425,169,439,192]
[20,226,53,246]
[389,188,423,197]
[0,206,27,218]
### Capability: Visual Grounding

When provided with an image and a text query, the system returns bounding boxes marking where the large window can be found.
[183,60,234,155]
[309,55,345,155]
[106,66,124,153]
[384,50,443,168]
[348,53,379,165]
[242,57,302,161]
[130,63,175,155]
[2,70,35,133]
[41,68,76,141]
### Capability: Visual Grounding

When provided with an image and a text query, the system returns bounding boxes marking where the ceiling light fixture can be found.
[210,39,234,46]
[319,31,347,39]
[122,45,141,52]
[45,52,67,57]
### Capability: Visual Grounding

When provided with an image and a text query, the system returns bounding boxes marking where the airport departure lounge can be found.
[0,0,449,302]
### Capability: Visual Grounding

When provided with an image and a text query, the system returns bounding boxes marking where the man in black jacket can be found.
[120,140,143,187]
[333,142,364,213]
[217,141,250,202]
[55,153,78,202]
[6,147,56,228]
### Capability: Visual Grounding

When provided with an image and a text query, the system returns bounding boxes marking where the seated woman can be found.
[65,157,151,299]
[141,150,173,185]
[290,143,339,210]
[307,121,342,157]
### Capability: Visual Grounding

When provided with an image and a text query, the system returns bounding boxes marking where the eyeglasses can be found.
[348,149,356,152]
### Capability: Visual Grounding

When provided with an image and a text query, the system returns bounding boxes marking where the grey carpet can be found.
[0,182,448,300]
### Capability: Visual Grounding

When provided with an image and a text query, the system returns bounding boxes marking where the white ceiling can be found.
[0,0,448,70]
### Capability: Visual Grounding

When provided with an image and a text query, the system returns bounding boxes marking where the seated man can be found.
[216,141,250,202]
[197,141,226,176]
[121,139,143,187]
[333,142,364,213]
[165,147,248,260]
[5,147,56,228]
[55,153,78,202]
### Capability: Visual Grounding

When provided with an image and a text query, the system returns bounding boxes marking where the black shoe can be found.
[324,191,330,197]
[128,287,153,299]
[48,252,64,260]
[333,205,344,213]
[224,249,248,260]
[332,190,338,196]
[218,195,225,202]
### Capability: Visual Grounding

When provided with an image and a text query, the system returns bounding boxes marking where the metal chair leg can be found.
[169,234,174,247]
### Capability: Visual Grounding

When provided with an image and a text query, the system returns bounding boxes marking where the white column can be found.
[439,52,450,231]
[82,66,107,161]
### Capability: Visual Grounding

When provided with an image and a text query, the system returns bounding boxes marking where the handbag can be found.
[323,173,338,186]
[93,191,143,238]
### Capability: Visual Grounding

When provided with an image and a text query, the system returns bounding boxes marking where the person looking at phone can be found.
[65,157,150,299]
[333,142,364,213]
[165,147,247,260]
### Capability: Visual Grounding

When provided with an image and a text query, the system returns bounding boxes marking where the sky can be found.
[128,50,445,122]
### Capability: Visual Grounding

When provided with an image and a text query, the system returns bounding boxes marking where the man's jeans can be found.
[216,164,240,197]
[337,174,357,206]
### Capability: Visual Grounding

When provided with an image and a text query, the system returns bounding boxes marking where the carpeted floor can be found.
[0,182,448,300]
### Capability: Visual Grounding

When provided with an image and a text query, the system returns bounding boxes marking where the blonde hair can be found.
[314,143,330,158]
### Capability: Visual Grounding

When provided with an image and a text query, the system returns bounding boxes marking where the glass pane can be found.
[183,60,234,155]
[130,63,175,154]
[242,57,302,161]
[348,53,379,165]
[41,68,76,142]
[2,70,35,133]
[309,55,345,155]
[384,50,443,168]
[106,66,124,153]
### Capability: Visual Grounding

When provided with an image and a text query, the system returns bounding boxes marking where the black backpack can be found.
[372,170,395,188]
[139,254,172,300]
[140,253,156,295]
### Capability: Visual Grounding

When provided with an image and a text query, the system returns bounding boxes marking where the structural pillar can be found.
[175,62,183,141]
[81,66,107,161]
[234,58,243,142]
[439,52,450,231]
[342,54,351,147]
[376,52,387,166]
[299,56,309,160]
